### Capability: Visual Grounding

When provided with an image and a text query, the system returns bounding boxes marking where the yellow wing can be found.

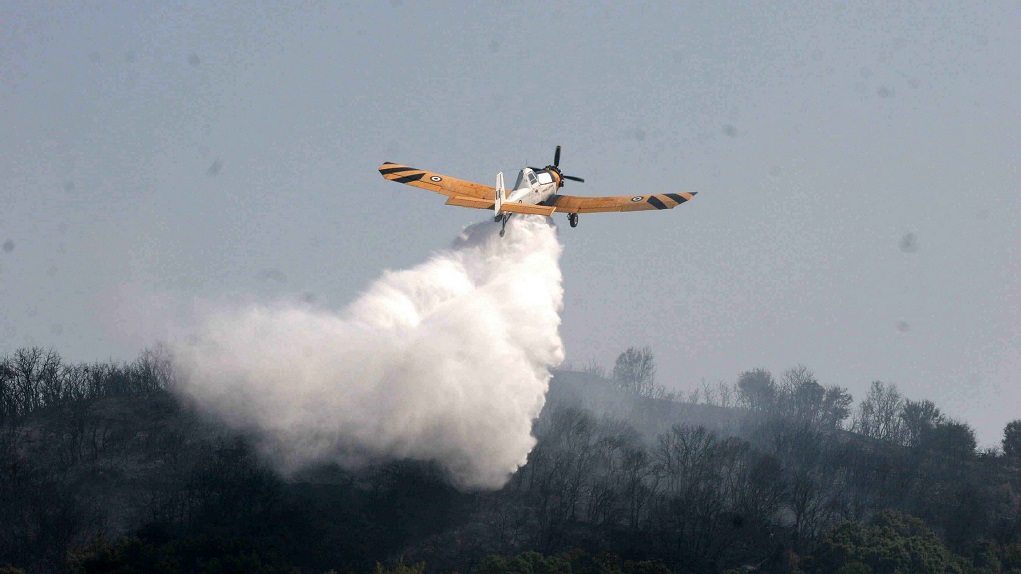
[548,192,697,213]
[379,162,494,200]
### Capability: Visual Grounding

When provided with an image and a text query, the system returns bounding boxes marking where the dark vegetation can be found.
[1,345,1020,573]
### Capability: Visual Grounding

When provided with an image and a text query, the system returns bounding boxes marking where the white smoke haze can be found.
[172,216,564,489]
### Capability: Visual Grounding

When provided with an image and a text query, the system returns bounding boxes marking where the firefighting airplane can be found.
[379,146,697,236]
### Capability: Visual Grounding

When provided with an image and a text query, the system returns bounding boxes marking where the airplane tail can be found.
[494,172,505,218]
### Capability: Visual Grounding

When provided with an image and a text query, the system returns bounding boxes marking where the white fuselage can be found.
[506,168,559,206]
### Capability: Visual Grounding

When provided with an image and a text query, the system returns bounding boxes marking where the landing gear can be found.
[499,214,510,237]
[568,213,579,228]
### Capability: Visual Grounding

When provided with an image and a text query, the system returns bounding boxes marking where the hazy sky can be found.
[1,2,1018,445]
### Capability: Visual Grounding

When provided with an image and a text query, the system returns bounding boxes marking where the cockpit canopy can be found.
[514,169,533,190]
[514,168,552,191]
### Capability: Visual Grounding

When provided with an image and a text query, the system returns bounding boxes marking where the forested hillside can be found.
[1,346,1020,573]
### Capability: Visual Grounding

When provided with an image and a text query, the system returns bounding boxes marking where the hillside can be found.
[2,350,1021,573]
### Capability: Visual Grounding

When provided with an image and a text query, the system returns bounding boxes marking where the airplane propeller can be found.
[530,145,585,186]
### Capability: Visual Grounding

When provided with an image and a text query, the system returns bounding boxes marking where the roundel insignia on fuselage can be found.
[631,196,644,202]
[430,176,442,182]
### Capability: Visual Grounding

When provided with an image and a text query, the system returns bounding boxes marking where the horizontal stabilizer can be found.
[445,195,555,217]
[446,195,494,209]
[498,203,557,216]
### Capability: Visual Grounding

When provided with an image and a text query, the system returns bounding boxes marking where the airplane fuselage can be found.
[505,167,561,207]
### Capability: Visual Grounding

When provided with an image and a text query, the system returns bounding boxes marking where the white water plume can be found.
[172,216,564,489]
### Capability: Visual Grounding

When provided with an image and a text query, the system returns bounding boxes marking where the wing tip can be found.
[379,163,421,178]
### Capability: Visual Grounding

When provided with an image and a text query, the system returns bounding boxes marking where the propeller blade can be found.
[554,145,561,167]
[563,175,585,183]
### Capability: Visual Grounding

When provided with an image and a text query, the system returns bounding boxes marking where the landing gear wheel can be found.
[568,213,579,228]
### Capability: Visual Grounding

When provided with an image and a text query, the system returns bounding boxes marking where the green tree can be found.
[375,561,426,574]
[809,511,962,574]
[70,535,301,574]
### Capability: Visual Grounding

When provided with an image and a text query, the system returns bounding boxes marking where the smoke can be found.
[172,216,564,489]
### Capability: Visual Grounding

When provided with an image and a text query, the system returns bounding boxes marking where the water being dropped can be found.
[173,216,565,489]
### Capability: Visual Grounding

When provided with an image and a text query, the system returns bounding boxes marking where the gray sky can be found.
[1,2,1018,445]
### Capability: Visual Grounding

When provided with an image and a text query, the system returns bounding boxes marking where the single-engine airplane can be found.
[379,146,697,236]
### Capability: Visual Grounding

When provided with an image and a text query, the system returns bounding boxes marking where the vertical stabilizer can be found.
[495,172,505,217]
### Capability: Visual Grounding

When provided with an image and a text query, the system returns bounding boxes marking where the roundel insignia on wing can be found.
[631,196,644,202]
[430,176,442,182]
